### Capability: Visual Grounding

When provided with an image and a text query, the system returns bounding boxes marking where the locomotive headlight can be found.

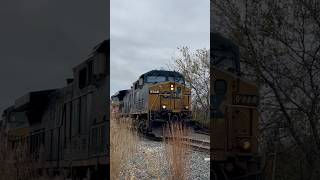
[162,105,167,109]
[170,84,174,91]
[240,140,251,151]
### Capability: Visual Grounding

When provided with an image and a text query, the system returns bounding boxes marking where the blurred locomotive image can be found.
[1,40,109,180]
[111,70,192,135]
[211,33,262,179]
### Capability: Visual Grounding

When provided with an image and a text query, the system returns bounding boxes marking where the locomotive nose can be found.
[148,80,192,123]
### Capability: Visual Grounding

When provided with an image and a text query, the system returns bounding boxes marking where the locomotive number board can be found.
[233,94,259,106]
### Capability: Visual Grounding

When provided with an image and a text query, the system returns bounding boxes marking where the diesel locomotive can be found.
[111,70,192,135]
[1,40,110,180]
[211,33,262,179]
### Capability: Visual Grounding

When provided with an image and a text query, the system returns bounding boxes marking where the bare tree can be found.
[212,0,320,179]
[169,47,210,126]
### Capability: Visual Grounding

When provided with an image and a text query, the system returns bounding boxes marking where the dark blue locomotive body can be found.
[1,40,110,179]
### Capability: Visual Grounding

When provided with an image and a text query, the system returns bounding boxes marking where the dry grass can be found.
[110,108,195,179]
[110,111,192,179]
[0,131,36,180]
[0,130,64,180]
[0,130,16,179]
[1,114,193,179]
[110,115,139,179]
[163,122,192,180]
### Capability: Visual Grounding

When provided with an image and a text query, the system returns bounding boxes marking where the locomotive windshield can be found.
[211,33,240,74]
[146,75,185,84]
[147,76,167,83]
[168,76,185,84]
[142,70,185,84]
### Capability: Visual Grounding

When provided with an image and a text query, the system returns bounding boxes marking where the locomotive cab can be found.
[211,68,259,158]
[144,70,192,135]
[117,70,192,135]
[148,80,192,123]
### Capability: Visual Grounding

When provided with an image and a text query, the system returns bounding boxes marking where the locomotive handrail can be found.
[149,93,160,111]
[64,90,94,103]
[149,93,160,121]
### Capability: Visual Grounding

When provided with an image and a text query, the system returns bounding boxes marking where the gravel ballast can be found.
[121,139,210,180]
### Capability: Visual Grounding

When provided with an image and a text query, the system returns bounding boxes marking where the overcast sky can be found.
[0,0,108,114]
[110,0,209,96]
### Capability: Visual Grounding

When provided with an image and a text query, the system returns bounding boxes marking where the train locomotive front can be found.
[113,70,192,136]
[211,33,262,179]
[148,78,192,124]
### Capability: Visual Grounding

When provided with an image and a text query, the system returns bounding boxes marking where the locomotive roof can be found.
[112,89,130,100]
[93,40,109,53]
[211,32,240,74]
[73,39,109,70]
[211,33,238,50]
[139,70,184,79]
[2,106,15,115]
[112,89,130,97]
[14,89,57,111]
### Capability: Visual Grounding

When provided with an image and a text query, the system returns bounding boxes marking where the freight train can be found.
[111,70,192,136]
[1,40,110,180]
[211,33,263,179]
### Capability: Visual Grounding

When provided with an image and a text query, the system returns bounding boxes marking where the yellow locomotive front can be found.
[112,70,192,136]
[130,70,191,136]
[211,68,259,159]
[148,81,192,123]
[211,33,262,179]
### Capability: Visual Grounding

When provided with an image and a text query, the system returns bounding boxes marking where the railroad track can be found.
[145,133,210,152]
[194,129,210,135]
[181,137,210,152]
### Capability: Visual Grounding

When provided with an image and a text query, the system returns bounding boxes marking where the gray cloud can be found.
[0,0,108,114]
[110,0,209,96]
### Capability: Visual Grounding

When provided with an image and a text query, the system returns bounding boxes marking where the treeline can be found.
[212,0,320,179]
[170,47,210,129]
